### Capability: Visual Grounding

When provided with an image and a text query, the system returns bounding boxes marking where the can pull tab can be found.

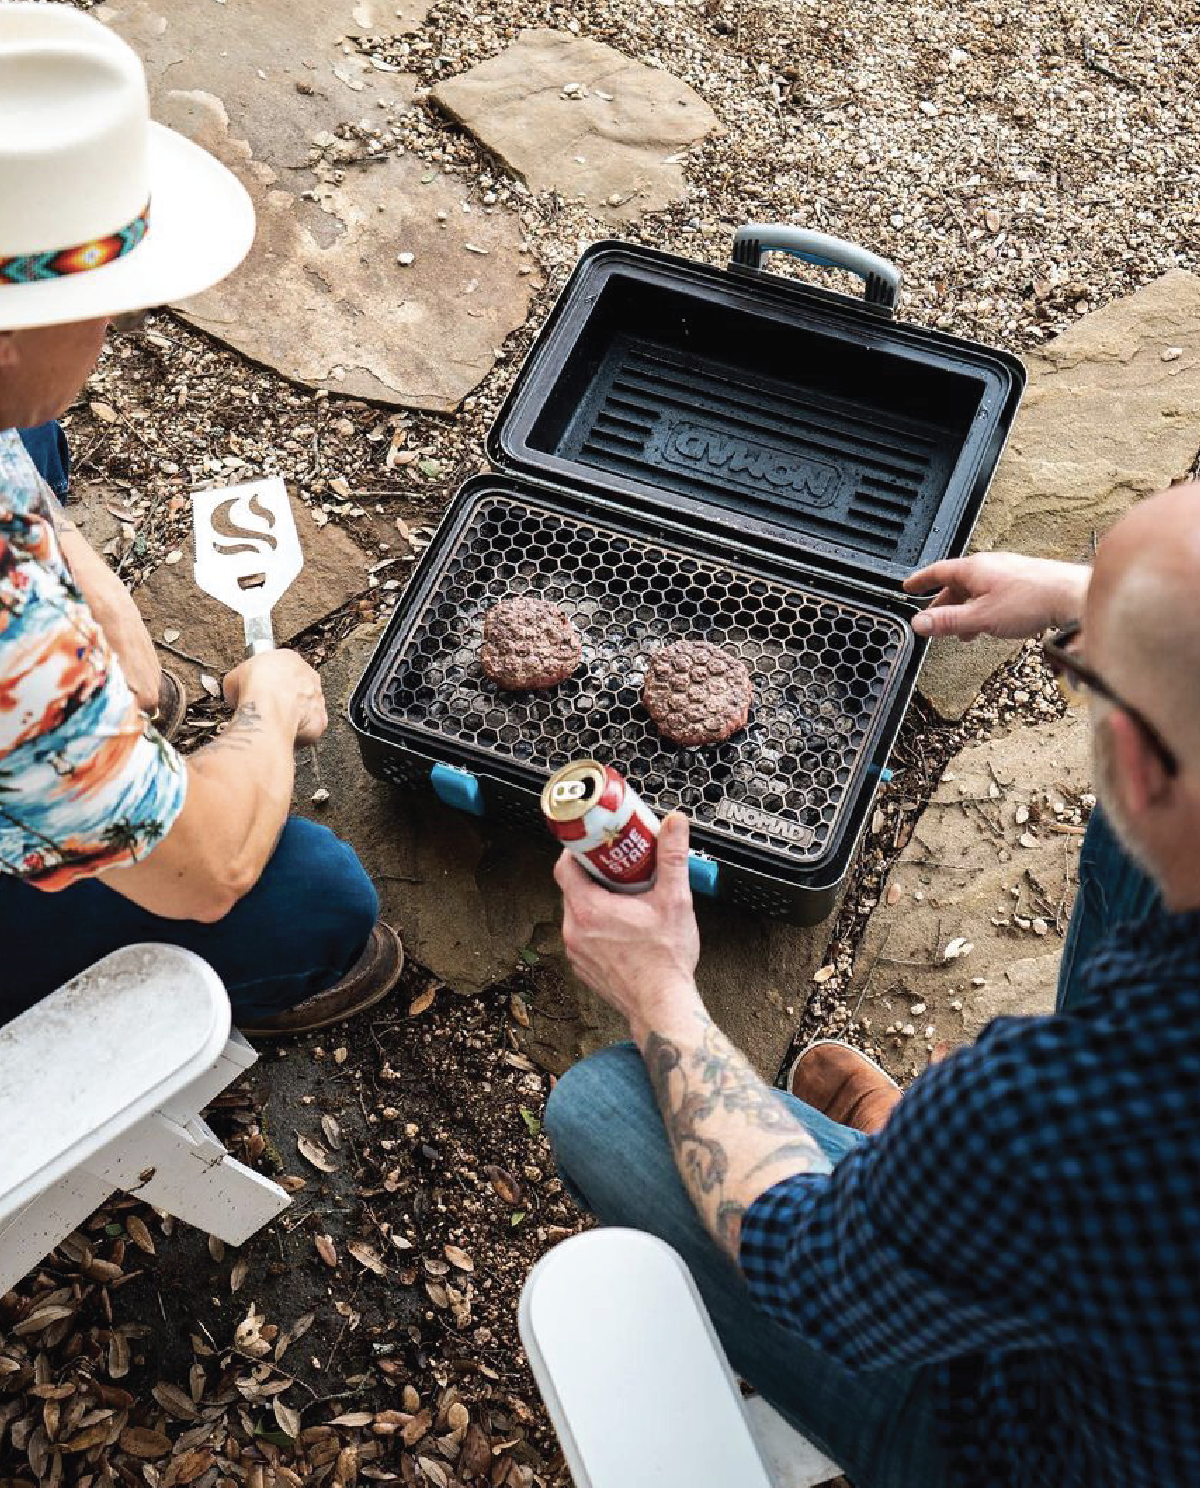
[550,779,591,807]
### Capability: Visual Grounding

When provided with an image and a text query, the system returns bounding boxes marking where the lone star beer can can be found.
[541,758,660,893]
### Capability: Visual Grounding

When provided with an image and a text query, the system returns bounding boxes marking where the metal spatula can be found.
[193,477,322,788]
[193,477,304,656]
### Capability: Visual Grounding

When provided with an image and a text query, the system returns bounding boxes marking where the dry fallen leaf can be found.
[509,993,530,1029]
[273,1399,302,1439]
[230,1255,249,1293]
[200,673,222,699]
[408,985,436,1017]
[330,1410,374,1428]
[333,1046,349,1065]
[444,1245,474,1273]
[274,1311,315,1361]
[90,400,118,423]
[125,1215,156,1256]
[207,1235,226,1264]
[108,1332,130,1379]
[315,1234,338,1269]
[164,549,183,566]
[403,1409,432,1446]
[348,1241,387,1277]
[119,1426,172,1459]
[417,1455,448,1487]
[297,1134,339,1173]
[152,1381,200,1421]
[321,1114,342,1149]
[484,1166,522,1207]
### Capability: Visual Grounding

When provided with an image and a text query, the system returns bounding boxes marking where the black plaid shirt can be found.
[740,908,1200,1487]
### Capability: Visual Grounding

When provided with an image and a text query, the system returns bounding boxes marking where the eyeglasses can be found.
[1043,619,1178,778]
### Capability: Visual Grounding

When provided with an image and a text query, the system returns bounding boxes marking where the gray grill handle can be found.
[731,225,901,311]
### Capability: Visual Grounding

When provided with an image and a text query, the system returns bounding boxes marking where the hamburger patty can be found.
[642,639,753,747]
[481,596,582,691]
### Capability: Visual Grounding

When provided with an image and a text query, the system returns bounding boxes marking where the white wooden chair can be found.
[0,944,290,1295]
[520,1229,843,1488]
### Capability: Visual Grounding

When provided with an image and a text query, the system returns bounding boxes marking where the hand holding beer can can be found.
[541,758,660,893]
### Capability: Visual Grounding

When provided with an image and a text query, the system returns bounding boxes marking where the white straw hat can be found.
[0,2,254,331]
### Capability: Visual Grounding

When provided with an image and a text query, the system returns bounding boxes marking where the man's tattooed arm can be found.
[643,1011,830,1261]
[194,701,264,758]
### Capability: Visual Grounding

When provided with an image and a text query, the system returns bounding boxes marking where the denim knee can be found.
[272,817,378,964]
[545,1042,644,1188]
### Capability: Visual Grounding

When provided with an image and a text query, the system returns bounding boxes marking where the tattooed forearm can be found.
[43,487,78,536]
[643,1011,828,1262]
[195,701,265,757]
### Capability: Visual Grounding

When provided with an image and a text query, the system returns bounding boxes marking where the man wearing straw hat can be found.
[0,3,403,1034]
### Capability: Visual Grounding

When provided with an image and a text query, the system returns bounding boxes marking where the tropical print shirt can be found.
[0,428,185,888]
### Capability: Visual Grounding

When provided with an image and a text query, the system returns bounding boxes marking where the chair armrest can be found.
[0,945,230,1215]
[519,1229,775,1488]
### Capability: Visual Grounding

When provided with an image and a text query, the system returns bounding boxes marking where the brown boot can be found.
[151,667,188,743]
[788,1040,902,1135]
[239,923,404,1040]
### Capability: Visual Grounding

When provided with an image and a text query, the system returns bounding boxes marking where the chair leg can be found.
[84,1109,290,1246]
[0,1169,113,1297]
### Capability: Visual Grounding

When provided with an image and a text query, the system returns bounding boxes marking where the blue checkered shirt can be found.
[740,908,1200,1487]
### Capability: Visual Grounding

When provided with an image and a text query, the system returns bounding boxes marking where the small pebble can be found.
[396,251,415,266]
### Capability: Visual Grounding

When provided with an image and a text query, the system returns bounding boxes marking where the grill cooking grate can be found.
[558,336,959,565]
[371,492,911,867]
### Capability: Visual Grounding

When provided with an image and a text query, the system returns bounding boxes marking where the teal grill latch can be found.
[430,763,484,816]
[688,852,720,898]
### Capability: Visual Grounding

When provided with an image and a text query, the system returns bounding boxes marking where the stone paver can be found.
[920,270,1200,719]
[432,29,718,222]
[100,0,539,410]
[296,627,829,1078]
[856,711,1092,1081]
[136,509,372,699]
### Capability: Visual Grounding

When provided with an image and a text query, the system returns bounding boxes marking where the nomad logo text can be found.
[652,419,841,507]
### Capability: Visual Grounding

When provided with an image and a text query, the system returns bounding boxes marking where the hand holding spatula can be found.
[192,477,324,793]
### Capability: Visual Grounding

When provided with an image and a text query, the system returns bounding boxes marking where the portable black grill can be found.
[351,227,1025,922]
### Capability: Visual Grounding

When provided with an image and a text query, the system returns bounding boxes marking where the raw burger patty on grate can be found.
[642,639,754,747]
[480,596,583,691]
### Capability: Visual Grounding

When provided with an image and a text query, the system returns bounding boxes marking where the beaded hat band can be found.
[0,202,150,287]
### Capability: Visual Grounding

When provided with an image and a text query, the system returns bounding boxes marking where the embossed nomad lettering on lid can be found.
[717,797,815,848]
[649,417,842,508]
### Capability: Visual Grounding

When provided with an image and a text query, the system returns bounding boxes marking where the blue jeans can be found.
[6,423,379,1024]
[0,817,379,1024]
[18,420,71,497]
[545,1044,952,1488]
[1056,807,1159,1012]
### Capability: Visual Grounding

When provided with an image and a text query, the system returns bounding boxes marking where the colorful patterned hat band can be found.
[0,202,150,286]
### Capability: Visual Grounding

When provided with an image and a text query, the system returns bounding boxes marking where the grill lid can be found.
[488,228,1025,590]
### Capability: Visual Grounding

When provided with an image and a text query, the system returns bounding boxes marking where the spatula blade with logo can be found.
[192,477,304,653]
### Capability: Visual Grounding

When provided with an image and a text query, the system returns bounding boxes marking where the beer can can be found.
[541,758,660,893]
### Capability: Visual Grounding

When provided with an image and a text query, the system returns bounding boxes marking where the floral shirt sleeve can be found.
[0,428,186,890]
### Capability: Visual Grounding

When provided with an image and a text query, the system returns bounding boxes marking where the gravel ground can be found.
[3,1,1198,1484]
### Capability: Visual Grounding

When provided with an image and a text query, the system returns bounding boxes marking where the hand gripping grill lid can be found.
[350,226,1025,922]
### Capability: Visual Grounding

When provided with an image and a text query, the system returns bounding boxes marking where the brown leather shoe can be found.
[788,1040,902,1135]
[151,666,187,743]
[239,922,404,1040]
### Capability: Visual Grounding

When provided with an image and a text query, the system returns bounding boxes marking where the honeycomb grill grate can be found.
[373,494,909,866]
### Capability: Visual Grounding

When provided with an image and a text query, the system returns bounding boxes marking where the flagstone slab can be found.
[855,711,1091,1082]
[100,0,539,411]
[135,511,372,698]
[431,29,718,222]
[919,270,1200,719]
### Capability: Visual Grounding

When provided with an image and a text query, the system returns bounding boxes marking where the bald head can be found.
[1087,481,1200,772]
